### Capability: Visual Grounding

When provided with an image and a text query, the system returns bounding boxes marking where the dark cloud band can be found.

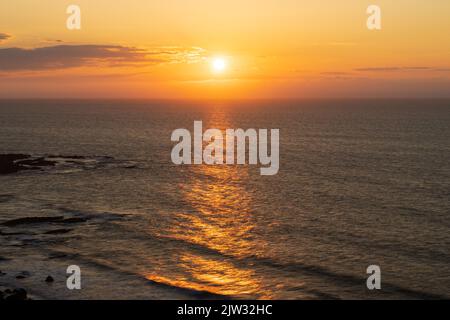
[0,33,11,43]
[0,44,205,72]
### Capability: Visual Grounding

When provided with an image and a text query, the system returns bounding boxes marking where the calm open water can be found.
[0,99,449,299]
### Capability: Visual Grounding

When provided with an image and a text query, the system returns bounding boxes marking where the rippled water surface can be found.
[0,99,449,299]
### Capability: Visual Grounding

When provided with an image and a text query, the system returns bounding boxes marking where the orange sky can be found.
[0,0,449,98]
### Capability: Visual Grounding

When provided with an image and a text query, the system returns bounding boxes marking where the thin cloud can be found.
[44,39,65,44]
[320,71,354,76]
[0,44,206,72]
[354,66,450,75]
[434,68,450,72]
[0,33,11,43]
[355,67,431,72]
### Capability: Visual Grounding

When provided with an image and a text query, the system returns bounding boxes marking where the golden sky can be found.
[0,0,449,98]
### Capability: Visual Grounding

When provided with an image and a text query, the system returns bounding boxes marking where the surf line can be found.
[171,121,279,176]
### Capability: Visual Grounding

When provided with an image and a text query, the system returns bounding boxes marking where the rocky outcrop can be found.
[0,154,56,175]
[0,288,29,301]
[1,216,88,227]
[0,154,30,174]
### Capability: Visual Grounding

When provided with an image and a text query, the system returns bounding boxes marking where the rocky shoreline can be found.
[0,270,56,300]
[0,153,138,176]
[1,268,31,300]
[0,154,57,175]
[0,287,30,301]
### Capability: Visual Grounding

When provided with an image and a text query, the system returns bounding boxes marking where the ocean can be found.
[0,99,449,299]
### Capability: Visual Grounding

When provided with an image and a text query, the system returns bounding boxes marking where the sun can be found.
[211,57,227,74]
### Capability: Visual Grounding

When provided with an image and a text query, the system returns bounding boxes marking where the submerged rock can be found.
[2,288,28,301]
[47,154,86,160]
[0,154,56,175]
[0,154,30,162]
[0,154,29,174]
[16,157,56,167]
[44,228,73,235]
[48,252,68,259]
[15,271,30,280]
[62,217,88,224]
[1,216,65,227]
[2,216,88,228]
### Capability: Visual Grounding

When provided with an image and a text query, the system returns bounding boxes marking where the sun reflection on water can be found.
[147,106,271,298]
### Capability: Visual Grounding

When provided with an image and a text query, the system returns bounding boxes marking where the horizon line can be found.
[1,97,450,101]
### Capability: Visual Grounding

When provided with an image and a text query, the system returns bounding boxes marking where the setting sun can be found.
[211,57,227,74]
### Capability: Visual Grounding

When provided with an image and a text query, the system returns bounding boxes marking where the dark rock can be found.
[16,271,30,279]
[45,275,54,283]
[0,230,29,236]
[2,216,65,227]
[2,216,89,227]
[21,166,42,171]
[0,154,56,175]
[47,155,86,159]
[44,228,73,235]
[48,252,68,259]
[0,154,30,162]
[0,155,24,174]
[4,288,28,301]
[62,217,88,224]
[16,157,56,167]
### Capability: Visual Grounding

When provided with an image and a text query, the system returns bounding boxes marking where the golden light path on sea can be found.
[145,107,272,299]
